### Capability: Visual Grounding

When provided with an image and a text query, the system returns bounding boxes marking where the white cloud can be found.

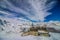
[28,0,57,21]
[3,0,31,16]
[0,11,12,15]
[49,20,60,23]
[1,0,57,22]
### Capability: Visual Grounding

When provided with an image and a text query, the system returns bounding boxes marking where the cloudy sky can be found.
[0,0,60,22]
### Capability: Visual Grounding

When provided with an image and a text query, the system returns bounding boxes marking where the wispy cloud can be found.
[28,0,57,21]
[3,0,31,16]
[0,0,57,22]
[0,11,12,15]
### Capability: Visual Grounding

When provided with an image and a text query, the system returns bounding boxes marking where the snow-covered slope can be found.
[0,17,31,34]
[0,18,60,40]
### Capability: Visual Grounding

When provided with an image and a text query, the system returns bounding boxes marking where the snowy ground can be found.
[0,31,60,40]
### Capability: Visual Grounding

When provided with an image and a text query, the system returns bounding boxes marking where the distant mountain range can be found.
[0,18,60,34]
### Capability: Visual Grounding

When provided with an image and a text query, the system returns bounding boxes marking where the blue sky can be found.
[45,0,60,22]
[0,0,60,22]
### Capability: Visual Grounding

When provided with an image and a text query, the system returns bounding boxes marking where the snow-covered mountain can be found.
[0,18,60,40]
[0,18,60,33]
[0,17,32,34]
